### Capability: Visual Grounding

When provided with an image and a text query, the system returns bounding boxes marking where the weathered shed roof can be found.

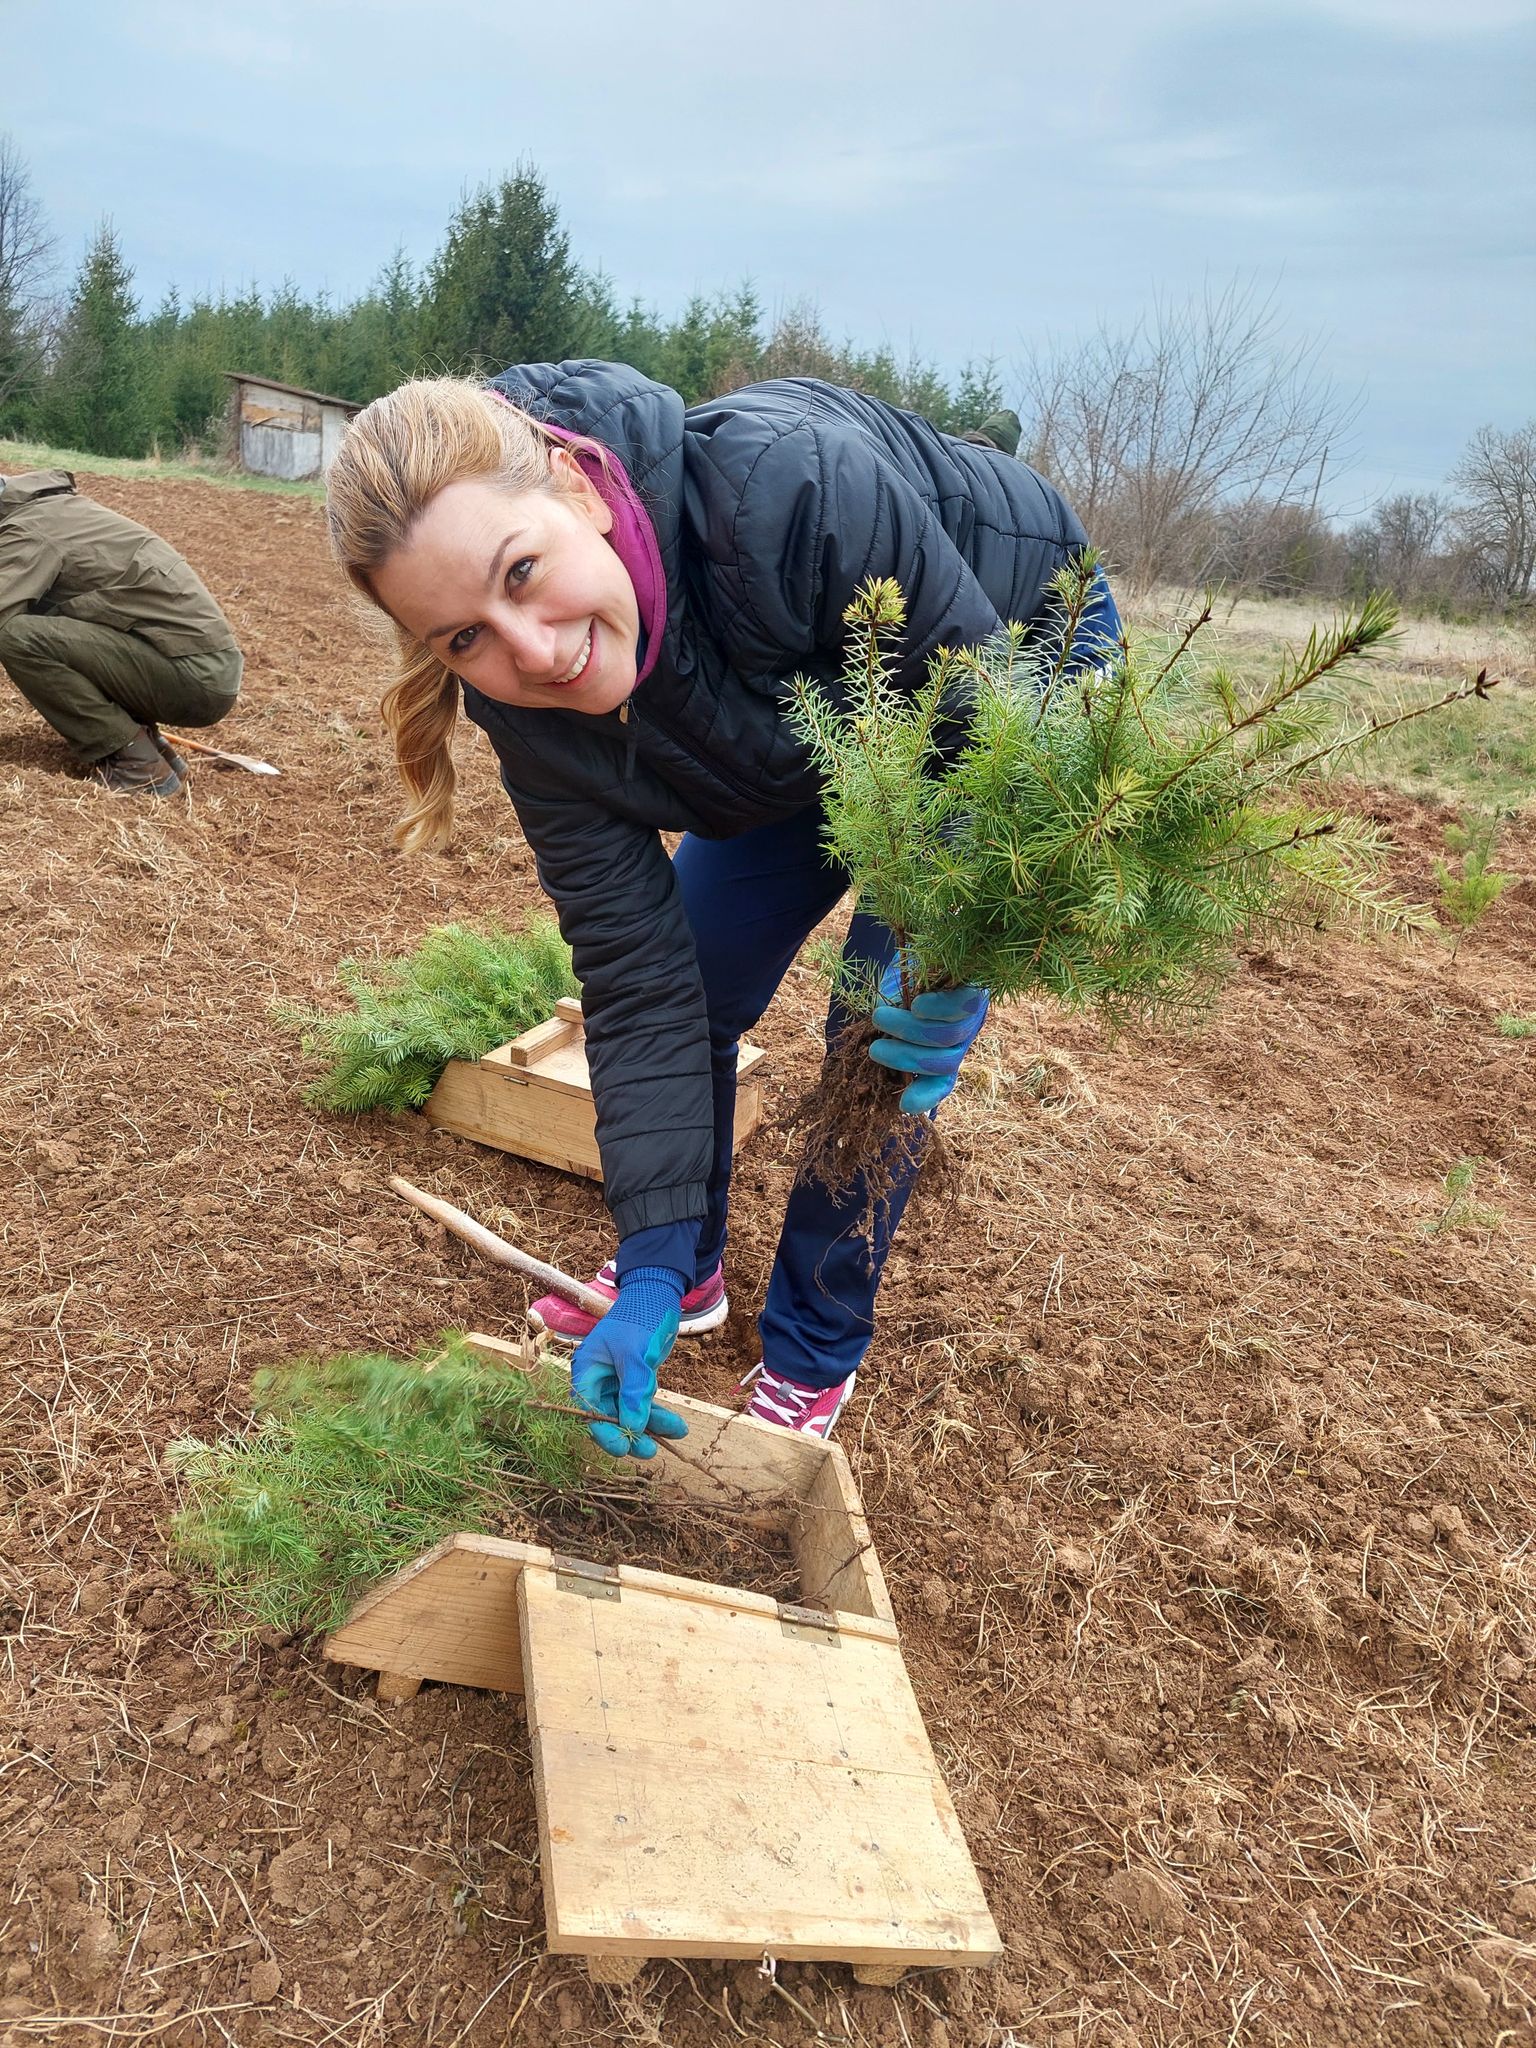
[224,372,362,413]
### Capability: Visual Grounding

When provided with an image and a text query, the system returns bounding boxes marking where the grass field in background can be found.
[0,437,325,499]
[1129,588,1536,817]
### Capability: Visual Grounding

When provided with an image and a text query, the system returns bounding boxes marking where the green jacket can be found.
[0,471,239,659]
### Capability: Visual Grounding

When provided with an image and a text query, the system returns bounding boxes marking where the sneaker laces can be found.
[740,1363,821,1426]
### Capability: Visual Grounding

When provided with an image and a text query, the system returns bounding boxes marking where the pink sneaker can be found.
[740,1363,856,1438]
[528,1260,728,1343]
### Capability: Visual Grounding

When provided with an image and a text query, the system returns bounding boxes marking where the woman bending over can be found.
[326,362,1119,1456]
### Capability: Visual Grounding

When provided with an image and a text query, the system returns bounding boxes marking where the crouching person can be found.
[0,470,243,795]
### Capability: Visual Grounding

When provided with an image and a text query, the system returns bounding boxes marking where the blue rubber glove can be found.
[570,1267,690,1460]
[868,963,990,1114]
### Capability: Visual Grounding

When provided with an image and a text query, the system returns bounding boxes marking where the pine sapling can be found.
[169,1332,588,1635]
[275,918,576,1113]
[1426,1157,1505,1236]
[1434,814,1511,957]
[788,560,1499,1221]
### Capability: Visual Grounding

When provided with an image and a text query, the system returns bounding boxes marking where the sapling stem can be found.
[1239,669,1501,800]
[1147,595,1215,693]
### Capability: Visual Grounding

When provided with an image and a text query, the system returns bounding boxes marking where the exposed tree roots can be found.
[791,1018,952,1258]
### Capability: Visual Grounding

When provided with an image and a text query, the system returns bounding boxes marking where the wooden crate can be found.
[324,1333,1001,1987]
[423,997,766,1180]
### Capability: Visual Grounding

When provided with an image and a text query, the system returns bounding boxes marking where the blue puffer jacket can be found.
[464,361,1089,1240]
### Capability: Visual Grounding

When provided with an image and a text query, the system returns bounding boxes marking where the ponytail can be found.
[380,633,460,853]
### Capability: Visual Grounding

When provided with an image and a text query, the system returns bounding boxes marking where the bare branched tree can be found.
[0,134,56,417]
[1021,281,1358,592]
[1342,490,1456,605]
[1451,419,1536,604]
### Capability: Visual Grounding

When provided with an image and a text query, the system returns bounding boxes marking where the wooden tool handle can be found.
[389,1176,611,1316]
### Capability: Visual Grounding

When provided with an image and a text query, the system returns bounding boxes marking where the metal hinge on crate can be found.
[777,1601,840,1647]
[553,1556,621,1602]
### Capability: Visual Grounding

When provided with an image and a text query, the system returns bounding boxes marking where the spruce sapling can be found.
[168,1333,587,1634]
[789,559,1498,1218]
[1427,1158,1505,1236]
[276,918,576,1113]
[1434,814,1511,957]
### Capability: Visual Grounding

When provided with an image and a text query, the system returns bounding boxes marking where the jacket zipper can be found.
[618,698,638,777]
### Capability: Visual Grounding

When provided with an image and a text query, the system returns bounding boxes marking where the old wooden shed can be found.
[224,373,361,482]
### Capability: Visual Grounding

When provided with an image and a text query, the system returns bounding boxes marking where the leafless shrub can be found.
[1021,280,1358,593]
[1452,418,1536,605]
[0,132,56,418]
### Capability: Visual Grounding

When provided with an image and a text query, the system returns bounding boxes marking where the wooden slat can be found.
[636,1396,831,1509]
[323,1533,550,1692]
[525,1568,917,1766]
[504,1013,580,1069]
[426,1055,739,1170]
[524,1041,595,1098]
[519,1565,1000,1967]
[611,1560,897,1646]
[462,1329,543,1371]
[792,1444,895,1625]
[732,1076,763,1152]
[426,1017,765,1179]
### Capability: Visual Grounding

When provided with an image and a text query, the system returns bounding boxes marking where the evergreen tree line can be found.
[0,162,1005,463]
[2,140,1529,611]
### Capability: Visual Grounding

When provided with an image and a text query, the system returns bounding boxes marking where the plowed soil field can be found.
[1,474,1533,2048]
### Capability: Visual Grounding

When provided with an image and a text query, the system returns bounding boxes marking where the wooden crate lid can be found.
[518,1561,1001,1968]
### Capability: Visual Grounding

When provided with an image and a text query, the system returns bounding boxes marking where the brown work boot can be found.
[146,724,189,778]
[88,728,185,797]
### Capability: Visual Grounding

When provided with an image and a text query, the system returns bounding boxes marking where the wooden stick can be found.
[159,729,281,776]
[389,1175,611,1316]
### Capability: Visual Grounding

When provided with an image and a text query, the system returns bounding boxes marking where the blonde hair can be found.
[325,376,587,851]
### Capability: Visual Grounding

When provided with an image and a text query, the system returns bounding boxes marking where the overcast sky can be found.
[6,0,1533,516]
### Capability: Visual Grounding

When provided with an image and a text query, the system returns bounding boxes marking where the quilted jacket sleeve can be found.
[498,769,713,1239]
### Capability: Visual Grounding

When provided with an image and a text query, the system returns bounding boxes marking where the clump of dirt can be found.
[1,471,1532,2047]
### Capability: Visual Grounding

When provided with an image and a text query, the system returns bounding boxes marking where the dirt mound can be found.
[0,472,1532,2046]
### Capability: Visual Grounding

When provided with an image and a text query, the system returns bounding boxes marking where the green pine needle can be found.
[275,918,577,1113]
[1434,814,1512,933]
[788,560,1484,1032]
[169,1333,588,1635]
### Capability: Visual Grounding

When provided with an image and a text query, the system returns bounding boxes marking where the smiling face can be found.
[370,464,641,715]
